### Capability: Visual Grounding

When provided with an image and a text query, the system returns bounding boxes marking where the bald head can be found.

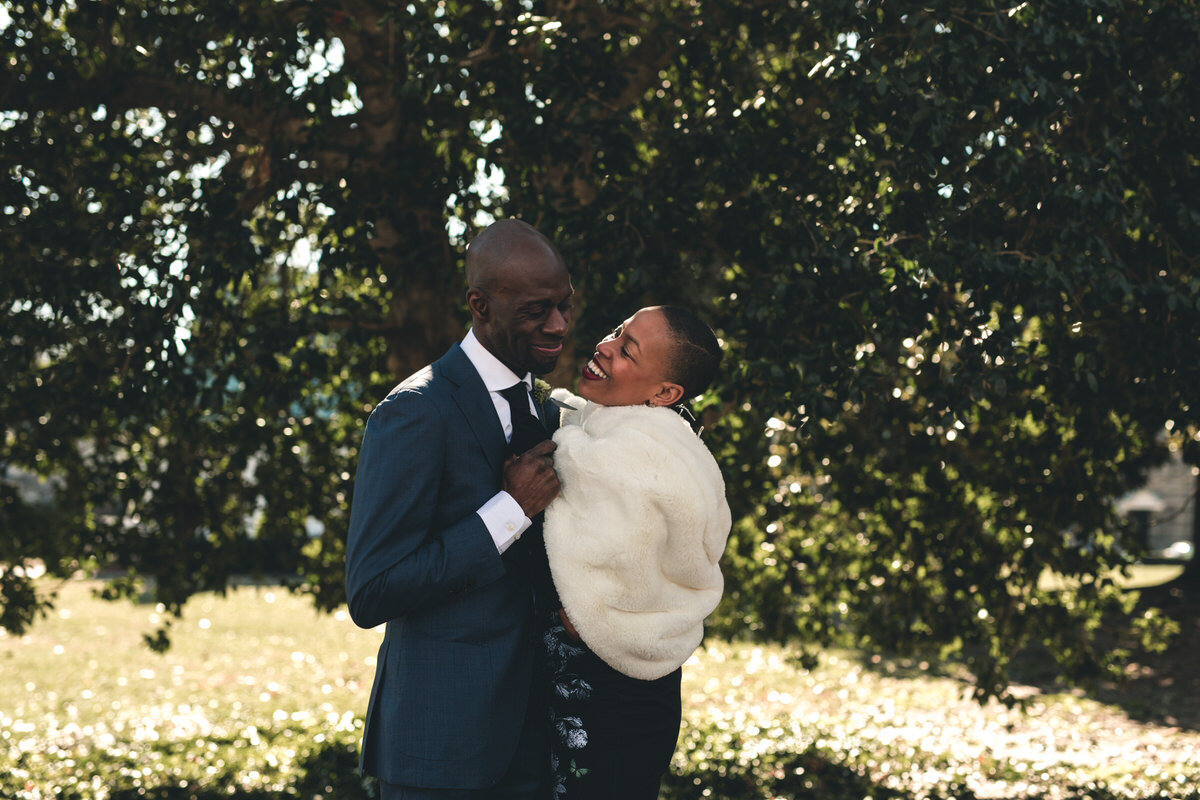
[464,219,573,376]
[465,219,564,294]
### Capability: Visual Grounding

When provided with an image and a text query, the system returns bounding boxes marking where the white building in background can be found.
[1117,451,1197,560]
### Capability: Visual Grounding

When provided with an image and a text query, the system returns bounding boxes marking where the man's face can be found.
[475,244,573,376]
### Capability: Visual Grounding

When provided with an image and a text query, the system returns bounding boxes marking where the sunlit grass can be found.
[1038,562,1185,591]
[3,579,1199,799]
[1,580,379,798]
[678,643,1200,799]
[1,580,380,732]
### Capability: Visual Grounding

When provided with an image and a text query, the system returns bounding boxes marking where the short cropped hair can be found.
[465,218,561,294]
[657,306,721,400]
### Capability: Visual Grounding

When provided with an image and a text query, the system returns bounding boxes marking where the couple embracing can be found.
[344,219,732,799]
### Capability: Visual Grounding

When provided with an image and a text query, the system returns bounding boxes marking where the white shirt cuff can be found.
[477,491,532,554]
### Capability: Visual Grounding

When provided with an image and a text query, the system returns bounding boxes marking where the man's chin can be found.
[530,357,560,375]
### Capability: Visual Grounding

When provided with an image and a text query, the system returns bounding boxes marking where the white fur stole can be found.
[543,389,731,680]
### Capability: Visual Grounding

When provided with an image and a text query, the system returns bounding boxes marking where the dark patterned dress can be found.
[543,611,682,799]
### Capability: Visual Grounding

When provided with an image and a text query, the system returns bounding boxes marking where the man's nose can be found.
[544,306,568,336]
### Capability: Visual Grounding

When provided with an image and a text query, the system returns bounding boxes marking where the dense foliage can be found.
[2,0,1198,697]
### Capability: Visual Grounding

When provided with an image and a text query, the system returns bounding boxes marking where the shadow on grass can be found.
[103,741,378,800]
[993,578,1200,733]
[662,747,928,800]
[834,574,1200,735]
[855,643,1200,736]
[1089,579,1200,733]
[662,744,1200,800]
[850,650,973,684]
[98,742,925,800]
[1009,588,1200,734]
[84,736,1200,800]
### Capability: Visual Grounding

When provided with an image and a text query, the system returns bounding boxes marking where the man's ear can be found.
[466,288,489,323]
[650,382,685,407]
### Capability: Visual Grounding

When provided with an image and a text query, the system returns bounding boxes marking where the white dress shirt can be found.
[461,329,537,554]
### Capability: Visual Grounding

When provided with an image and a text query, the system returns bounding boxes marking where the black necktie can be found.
[497,382,558,615]
[498,382,548,456]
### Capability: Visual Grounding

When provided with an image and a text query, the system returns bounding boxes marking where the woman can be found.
[541,305,731,799]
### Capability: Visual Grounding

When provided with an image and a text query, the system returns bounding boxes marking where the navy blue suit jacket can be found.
[345,342,556,789]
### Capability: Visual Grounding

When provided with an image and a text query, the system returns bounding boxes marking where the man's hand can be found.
[503,439,560,517]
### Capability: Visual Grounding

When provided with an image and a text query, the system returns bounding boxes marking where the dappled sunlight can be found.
[3,581,1198,798]
[1,581,375,798]
[678,644,1200,799]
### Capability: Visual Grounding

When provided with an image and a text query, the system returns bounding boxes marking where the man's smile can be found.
[533,342,564,357]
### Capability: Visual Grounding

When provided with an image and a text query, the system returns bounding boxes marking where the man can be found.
[345,218,573,798]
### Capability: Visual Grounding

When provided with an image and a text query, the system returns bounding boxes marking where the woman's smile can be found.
[581,356,609,381]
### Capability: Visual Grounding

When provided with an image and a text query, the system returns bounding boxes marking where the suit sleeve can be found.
[344,387,507,629]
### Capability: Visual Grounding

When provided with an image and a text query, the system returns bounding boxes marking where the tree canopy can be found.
[3,0,1198,699]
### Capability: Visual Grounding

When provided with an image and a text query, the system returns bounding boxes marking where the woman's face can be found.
[576,307,683,407]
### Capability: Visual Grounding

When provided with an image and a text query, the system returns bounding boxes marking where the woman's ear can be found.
[650,382,685,407]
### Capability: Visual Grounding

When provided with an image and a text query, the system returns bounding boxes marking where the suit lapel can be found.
[438,342,507,473]
[536,396,560,435]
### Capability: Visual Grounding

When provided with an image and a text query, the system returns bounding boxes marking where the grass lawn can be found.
[1123,563,1187,588]
[3,579,1199,799]
[1038,563,1186,592]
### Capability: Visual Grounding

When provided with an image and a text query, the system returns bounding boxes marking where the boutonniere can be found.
[532,378,552,405]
